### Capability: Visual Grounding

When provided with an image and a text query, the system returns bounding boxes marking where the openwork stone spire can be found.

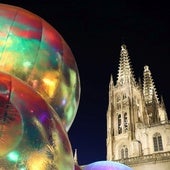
[117,44,136,85]
[143,65,159,104]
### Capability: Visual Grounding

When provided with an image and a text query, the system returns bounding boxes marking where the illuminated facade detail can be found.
[106,44,170,170]
[121,146,128,159]
[153,133,163,152]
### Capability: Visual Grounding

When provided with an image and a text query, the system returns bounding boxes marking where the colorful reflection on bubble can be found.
[0,71,74,170]
[0,3,80,131]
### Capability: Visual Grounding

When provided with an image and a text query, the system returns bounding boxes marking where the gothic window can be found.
[116,95,121,109]
[120,146,128,159]
[123,94,127,99]
[121,148,124,159]
[125,147,128,158]
[153,133,163,152]
[117,103,121,110]
[118,114,122,134]
[124,113,128,130]
[117,95,121,102]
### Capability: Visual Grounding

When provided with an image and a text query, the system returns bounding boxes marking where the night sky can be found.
[2,0,170,166]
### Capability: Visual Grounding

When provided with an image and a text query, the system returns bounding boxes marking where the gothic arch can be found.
[124,112,128,131]
[116,95,121,102]
[114,141,129,160]
[118,114,122,134]
[153,132,163,152]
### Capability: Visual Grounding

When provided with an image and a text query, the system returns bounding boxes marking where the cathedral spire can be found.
[160,95,166,109]
[109,75,114,87]
[109,75,114,102]
[143,65,159,104]
[117,44,136,86]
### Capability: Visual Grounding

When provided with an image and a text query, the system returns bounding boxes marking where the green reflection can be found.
[7,151,19,162]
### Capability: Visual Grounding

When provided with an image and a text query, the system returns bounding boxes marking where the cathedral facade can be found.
[106,44,170,170]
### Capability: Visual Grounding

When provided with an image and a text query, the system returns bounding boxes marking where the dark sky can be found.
[2,0,170,166]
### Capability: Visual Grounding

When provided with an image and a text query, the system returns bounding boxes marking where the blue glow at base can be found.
[83,161,132,170]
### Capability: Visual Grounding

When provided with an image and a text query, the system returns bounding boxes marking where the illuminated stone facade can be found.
[106,44,170,170]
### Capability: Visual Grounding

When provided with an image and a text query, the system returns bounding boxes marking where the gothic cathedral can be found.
[106,44,170,170]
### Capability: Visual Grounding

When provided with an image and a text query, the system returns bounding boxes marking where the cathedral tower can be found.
[106,44,170,170]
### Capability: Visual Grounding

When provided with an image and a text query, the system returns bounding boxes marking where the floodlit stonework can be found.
[106,44,170,170]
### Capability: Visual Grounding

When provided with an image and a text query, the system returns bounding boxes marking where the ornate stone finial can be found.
[110,75,114,86]
[74,148,78,164]
[121,44,127,50]
[120,44,128,57]
[144,65,149,71]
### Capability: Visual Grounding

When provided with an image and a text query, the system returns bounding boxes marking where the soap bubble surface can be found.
[0,3,80,131]
[0,71,74,170]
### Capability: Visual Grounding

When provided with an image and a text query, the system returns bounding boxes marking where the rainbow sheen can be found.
[0,71,74,170]
[0,3,80,131]
[83,161,132,170]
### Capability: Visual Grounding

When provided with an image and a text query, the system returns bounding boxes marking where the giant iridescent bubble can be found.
[0,71,74,170]
[83,161,133,170]
[0,3,80,131]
